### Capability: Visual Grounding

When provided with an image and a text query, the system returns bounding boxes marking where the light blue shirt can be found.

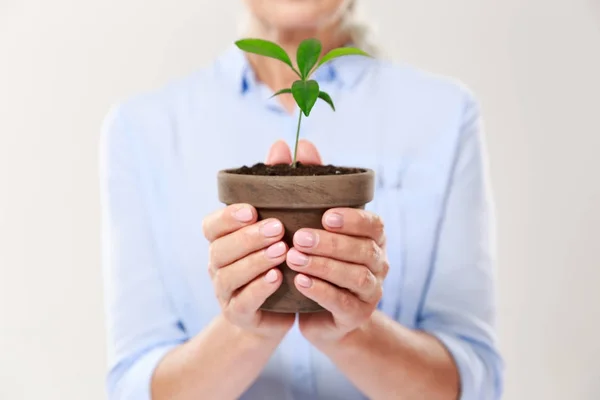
[100,46,503,399]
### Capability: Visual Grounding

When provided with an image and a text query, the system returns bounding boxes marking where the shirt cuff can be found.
[427,330,500,400]
[110,343,179,400]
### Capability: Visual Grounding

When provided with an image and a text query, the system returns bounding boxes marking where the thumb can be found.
[266,140,292,165]
[296,139,323,165]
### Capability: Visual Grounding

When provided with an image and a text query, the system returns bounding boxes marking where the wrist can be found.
[314,314,378,354]
[241,326,288,348]
[219,314,288,347]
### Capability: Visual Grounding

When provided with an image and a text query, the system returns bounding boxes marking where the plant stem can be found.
[292,110,303,168]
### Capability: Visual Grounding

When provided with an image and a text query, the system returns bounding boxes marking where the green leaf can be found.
[316,47,371,68]
[270,88,292,98]
[296,38,322,79]
[235,39,299,76]
[318,91,335,111]
[292,80,320,116]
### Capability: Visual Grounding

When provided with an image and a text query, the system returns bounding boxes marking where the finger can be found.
[286,249,381,303]
[210,218,284,268]
[266,140,292,165]
[296,139,323,165]
[213,241,287,303]
[293,229,387,276]
[226,268,283,322]
[202,204,257,242]
[322,208,385,246]
[293,274,372,326]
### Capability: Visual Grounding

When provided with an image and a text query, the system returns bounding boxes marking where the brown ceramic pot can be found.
[217,167,375,313]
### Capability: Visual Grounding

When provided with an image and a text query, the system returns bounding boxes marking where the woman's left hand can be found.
[286,208,389,346]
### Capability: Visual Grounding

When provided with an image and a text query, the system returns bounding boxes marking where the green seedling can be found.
[235,38,370,167]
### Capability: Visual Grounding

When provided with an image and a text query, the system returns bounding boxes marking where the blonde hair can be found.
[341,1,380,56]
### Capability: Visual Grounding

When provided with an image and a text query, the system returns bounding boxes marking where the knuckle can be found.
[338,290,355,312]
[313,257,330,278]
[216,272,235,304]
[239,227,259,251]
[363,239,380,262]
[370,284,384,304]
[201,217,210,240]
[212,269,228,294]
[372,213,385,238]
[376,284,384,301]
[208,243,218,264]
[230,296,250,316]
[381,258,390,277]
[358,209,371,228]
[355,268,374,291]
[328,234,340,254]
[247,252,269,277]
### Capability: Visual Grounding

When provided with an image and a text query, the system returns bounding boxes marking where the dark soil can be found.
[230,162,364,177]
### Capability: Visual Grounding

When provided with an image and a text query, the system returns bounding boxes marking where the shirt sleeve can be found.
[99,104,188,399]
[416,94,504,399]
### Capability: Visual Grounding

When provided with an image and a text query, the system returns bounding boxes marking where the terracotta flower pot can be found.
[217,164,375,313]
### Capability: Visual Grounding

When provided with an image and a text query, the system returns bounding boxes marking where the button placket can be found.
[287,321,317,398]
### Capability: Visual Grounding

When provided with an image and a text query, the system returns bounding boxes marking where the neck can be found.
[246,20,350,112]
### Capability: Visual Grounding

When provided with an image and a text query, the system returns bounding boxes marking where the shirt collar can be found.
[216,44,372,95]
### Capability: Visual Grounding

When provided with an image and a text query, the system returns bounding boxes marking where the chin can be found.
[246,0,348,31]
[270,10,327,31]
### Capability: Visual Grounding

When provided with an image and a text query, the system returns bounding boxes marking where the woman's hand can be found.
[199,139,322,340]
[202,204,296,339]
[286,208,389,346]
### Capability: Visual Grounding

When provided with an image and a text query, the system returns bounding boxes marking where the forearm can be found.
[151,314,284,400]
[317,311,459,400]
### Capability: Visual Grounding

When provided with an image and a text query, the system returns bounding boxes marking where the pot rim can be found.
[217,167,373,180]
[217,168,375,209]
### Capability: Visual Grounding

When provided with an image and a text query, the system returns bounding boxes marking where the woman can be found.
[100,1,503,399]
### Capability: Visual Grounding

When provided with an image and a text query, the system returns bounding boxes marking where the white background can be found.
[1,1,599,399]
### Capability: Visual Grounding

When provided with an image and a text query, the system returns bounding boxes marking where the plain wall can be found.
[1,1,599,399]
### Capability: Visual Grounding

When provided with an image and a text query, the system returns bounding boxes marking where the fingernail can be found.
[266,242,286,259]
[296,274,313,288]
[287,249,309,266]
[233,206,253,222]
[265,269,278,283]
[262,220,283,237]
[325,212,344,228]
[295,230,316,248]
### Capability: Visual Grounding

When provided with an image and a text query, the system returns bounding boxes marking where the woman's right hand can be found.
[200,139,322,340]
[202,204,295,339]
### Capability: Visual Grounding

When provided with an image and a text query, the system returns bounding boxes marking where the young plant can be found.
[235,38,370,167]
